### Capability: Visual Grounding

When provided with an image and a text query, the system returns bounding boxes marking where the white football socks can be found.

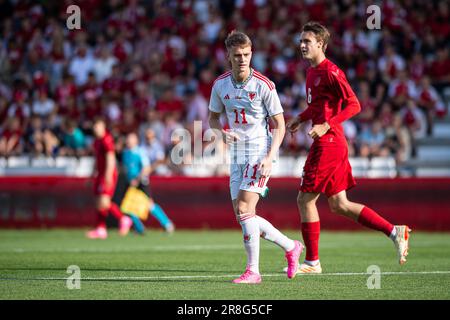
[256,215,295,252]
[239,215,260,274]
[304,259,320,266]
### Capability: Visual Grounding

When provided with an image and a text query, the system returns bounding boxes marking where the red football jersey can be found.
[93,132,117,177]
[299,58,360,145]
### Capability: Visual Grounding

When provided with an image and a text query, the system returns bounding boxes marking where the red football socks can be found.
[301,221,320,261]
[358,206,394,237]
[96,208,108,229]
[109,203,124,219]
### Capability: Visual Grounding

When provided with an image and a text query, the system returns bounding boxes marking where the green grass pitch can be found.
[0,229,449,300]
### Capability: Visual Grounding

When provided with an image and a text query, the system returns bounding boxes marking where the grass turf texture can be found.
[0,229,449,300]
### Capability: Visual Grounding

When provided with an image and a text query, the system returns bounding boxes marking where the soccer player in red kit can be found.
[86,118,132,239]
[286,22,411,274]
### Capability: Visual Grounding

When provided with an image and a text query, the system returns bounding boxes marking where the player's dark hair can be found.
[302,22,330,53]
[93,116,106,126]
[225,30,252,51]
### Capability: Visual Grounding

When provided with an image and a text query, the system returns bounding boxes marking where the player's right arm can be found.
[286,108,313,133]
[208,84,240,143]
[208,111,240,144]
[287,84,314,133]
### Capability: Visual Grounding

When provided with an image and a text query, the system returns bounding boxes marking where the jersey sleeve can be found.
[327,69,361,128]
[208,84,224,113]
[262,82,284,116]
[329,68,356,100]
[103,134,115,152]
[298,106,314,122]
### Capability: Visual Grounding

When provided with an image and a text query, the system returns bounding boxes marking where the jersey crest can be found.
[314,77,321,87]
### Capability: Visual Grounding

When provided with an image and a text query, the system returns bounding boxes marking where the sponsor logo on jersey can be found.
[224,94,230,100]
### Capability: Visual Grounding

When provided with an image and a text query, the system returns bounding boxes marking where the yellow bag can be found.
[120,186,150,220]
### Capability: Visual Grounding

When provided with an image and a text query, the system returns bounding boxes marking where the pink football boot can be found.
[119,215,133,236]
[285,240,304,279]
[86,227,107,239]
[232,269,262,284]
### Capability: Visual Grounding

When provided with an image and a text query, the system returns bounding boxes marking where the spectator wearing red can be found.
[416,76,447,135]
[102,64,125,99]
[55,73,77,109]
[8,91,30,127]
[0,117,23,157]
[155,87,185,119]
[427,48,450,92]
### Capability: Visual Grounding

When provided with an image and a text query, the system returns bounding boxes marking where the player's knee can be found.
[297,192,306,207]
[328,199,349,215]
[236,203,256,223]
[298,192,315,209]
[237,202,249,216]
[97,196,111,210]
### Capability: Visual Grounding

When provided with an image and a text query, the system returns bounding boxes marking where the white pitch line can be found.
[3,245,245,253]
[1,271,450,281]
[1,241,423,253]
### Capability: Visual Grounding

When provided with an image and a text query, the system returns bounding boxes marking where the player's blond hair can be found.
[225,30,252,51]
[302,22,330,53]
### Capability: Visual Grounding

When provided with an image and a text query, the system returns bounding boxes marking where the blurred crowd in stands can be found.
[0,0,449,174]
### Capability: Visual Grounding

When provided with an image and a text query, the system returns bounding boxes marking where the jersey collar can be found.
[230,68,253,89]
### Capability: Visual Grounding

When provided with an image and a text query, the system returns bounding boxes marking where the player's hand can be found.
[308,122,331,140]
[221,129,241,144]
[286,117,302,133]
[259,157,272,177]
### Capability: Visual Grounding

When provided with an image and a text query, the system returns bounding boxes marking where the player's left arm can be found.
[104,135,116,188]
[327,69,361,128]
[309,69,361,139]
[260,83,285,177]
[260,112,285,176]
[104,151,116,188]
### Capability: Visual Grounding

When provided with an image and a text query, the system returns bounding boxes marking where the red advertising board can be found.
[0,176,449,231]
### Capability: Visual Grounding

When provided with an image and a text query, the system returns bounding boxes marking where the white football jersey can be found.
[209,68,283,157]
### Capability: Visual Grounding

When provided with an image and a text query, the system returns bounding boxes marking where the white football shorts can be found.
[229,155,275,200]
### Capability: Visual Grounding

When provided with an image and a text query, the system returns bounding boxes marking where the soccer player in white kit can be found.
[208,31,304,284]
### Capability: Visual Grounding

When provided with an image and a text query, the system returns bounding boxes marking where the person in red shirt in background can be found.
[287,22,411,274]
[86,118,132,239]
[0,117,23,157]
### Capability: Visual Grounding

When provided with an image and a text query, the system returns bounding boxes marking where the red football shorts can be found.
[300,143,356,197]
[93,172,118,197]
